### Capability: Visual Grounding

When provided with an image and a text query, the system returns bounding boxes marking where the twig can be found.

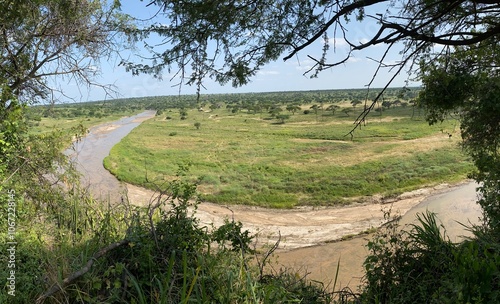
[258,231,281,281]
[36,239,130,304]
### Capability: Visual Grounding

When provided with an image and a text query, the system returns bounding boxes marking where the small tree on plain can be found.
[276,114,290,124]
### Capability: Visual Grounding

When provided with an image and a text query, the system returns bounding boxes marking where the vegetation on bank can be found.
[27,101,143,135]
[0,168,337,303]
[101,91,471,208]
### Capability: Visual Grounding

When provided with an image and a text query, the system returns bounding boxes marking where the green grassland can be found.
[28,101,143,135]
[104,99,472,208]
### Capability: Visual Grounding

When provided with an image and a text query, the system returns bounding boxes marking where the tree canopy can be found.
[122,1,499,89]
[0,0,125,117]
[0,0,126,202]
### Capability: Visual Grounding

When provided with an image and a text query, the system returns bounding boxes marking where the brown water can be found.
[65,110,156,203]
[275,181,482,290]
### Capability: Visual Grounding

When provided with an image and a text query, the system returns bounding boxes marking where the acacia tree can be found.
[1,0,126,201]
[1,0,125,112]
[123,0,500,228]
[121,0,499,105]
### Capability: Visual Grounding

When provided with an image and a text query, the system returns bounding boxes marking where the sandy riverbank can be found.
[125,181,475,250]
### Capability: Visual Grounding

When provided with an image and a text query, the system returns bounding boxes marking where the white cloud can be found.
[257,70,280,75]
[295,65,313,71]
[347,57,363,63]
[320,37,350,50]
[359,38,370,44]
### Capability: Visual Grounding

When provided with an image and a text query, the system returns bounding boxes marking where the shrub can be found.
[361,210,500,303]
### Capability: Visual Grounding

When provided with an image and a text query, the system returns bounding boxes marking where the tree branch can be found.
[36,240,130,304]
[283,0,388,61]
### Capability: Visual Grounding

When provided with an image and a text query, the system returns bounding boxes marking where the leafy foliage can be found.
[121,0,326,90]
[362,211,500,303]
[418,42,500,231]
[0,0,126,115]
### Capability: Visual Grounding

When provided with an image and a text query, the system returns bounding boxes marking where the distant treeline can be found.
[29,87,420,119]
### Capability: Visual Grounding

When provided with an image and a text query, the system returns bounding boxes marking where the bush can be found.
[361,210,500,303]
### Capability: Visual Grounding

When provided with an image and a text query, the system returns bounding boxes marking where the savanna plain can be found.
[99,89,471,208]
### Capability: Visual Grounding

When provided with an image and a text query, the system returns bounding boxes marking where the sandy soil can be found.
[126,182,459,250]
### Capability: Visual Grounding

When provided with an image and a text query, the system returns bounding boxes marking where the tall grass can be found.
[21,175,339,303]
[362,210,500,303]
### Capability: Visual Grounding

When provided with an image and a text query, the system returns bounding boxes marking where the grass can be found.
[27,105,143,135]
[104,103,472,208]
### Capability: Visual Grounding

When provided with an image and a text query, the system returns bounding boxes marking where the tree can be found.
[268,105,282,117]
[341,108,352,117]
[381,100,392,109]
[276,114,290,124]
[309,104,320,115]
[351,99,362,108]
[1,0,125,117]
[286,104,301,115]
[1,0,125,194]
[418,46,500,230]
[326,104,340,115]
[194,121,201,129]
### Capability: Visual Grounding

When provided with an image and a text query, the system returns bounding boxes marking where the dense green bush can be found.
[361,210,500,303]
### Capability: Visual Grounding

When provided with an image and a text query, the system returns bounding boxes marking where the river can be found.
[66,110,157,203]
[275,181,482,290]
[68,111,483,291]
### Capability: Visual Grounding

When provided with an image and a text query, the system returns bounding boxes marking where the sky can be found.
[69,1,418,102]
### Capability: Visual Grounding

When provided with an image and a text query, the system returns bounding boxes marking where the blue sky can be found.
[73,1,417,102]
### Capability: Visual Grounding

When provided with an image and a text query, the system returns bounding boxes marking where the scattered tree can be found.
[276,114,290,124]
[341,108,352,117]
[286,104,301,115]
[326,104,340,115]
[194,122,201,129]
[309,104,320,115]
[381,100,393,109]
[268,105,282,117]
[351,99,363,108]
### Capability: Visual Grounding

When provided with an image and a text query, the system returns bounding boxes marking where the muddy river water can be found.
[69,111,483,290]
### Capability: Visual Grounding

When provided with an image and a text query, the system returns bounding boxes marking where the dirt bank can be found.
[126,182,469,250]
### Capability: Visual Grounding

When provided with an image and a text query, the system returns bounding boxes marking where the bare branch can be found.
[36,240,130,304]
[283,0,388,62]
